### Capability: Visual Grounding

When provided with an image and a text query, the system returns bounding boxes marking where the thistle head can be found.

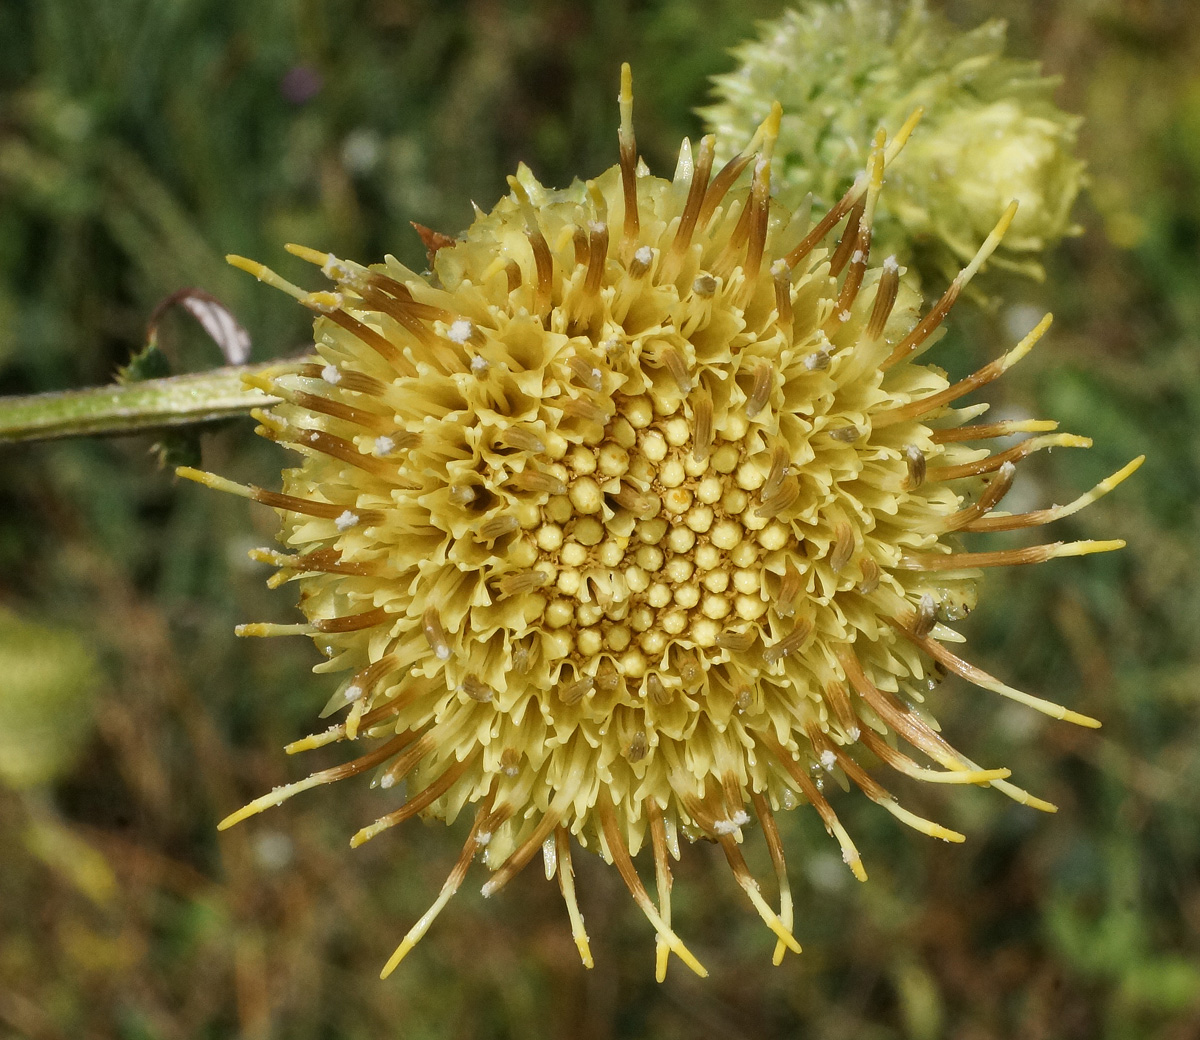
[700,0,1086,284]
[182,63,1136,978]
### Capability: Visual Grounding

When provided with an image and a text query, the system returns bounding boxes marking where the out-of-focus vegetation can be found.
[0,1,1197,1037]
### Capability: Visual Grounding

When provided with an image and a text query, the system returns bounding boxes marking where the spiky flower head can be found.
[182,65,1137,979]
[700,0,1086,284]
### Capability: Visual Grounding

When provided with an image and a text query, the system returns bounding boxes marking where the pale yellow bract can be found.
[180,65,1139,980]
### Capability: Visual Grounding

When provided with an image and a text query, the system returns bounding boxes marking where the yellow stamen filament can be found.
[877,314,1053,427]
[927,433,1092,482]
[351,752,478,848]
[555,827,594,969]
[218,731,415,830]
[881,200,1019,370]
[717,834,802,955]
[963,456,1145,532]
[618,63,640,253]
[898,539,1126,571]
[750,792,795,966]
[379,795,495,978]
[648,802,674,983]
[897,623,1102,728]
[597,798,708,979]
[932,418,1060,443]
[761,733,867,881]
[783,106,923,268]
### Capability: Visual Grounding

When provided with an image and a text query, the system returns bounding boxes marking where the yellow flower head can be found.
[181,65,1138,979]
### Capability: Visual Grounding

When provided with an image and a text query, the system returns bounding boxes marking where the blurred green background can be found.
[1,1,1197,1037]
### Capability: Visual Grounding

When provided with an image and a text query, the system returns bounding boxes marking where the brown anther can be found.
[903,445,927,489]
[716,629,756,654]
[775,559,803,616]
[762,441,791,501]
[567,356,604,392]
[422,607,451,661]
[913,594,938,638]
[460,675,494,703]
[866,261,900,341]
[830,522,855,574]
[746,362,772,417]
[559,674,595,706]
[626,730,648,762]
[755,474,800,519]
[496,570,550,597]
[762,618,813,666]
[660,346,693,394]
[499,427,546,454]
[509,470,568,497]
[646,673,673,705]
[478,514,520,541]
[857,557,880,595]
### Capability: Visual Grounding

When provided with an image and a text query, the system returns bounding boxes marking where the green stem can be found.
[0,363,288,443]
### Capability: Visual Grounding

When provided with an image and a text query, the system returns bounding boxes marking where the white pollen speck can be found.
[435,645,451,661]
[379,773,395,789]
[840,309,852,322]
[448,318,474,344]
[372,435,395,457]
[712,810,750,835]
[321,364,342,385]
[335,510,359,531]
[343,684,362,702]
[475,830,492,846]
[820,750,837,771]
[470,354,489,374]
[847,726,861,742]
[842,848,852,864]
[634,245,653,264]
[883,255,899,273]
[851,250,864,265]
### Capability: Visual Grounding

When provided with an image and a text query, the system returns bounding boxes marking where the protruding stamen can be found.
[857,557,880,594]
[583,221,610,299]
[660,135,716,284]
[782,107,923,269]
[898,539,1126,571]
[937,462,1017,532]
[773,260,794,340]
[618,63,640,253]
[352,752,477,848]
[555,827,594,969]
[559,675,595,705]
[597,797,708,979]
[660,346,693,394]
[217,732,414,830]
[478,514,520,541]
[963,456,1145,533]
[927,433,1091,483]
[508,469,568,497]
[877,314,1053,427]
[865,257,901,341]
[715,629,756,654]
[379,794,494,979]
[498,426,546,454]
[755,475,799,519]
[567,355,604,392]
[882,200,1020,370]
[896,622,1103,728]
[931,418,1059,443]
[762,440,791,501]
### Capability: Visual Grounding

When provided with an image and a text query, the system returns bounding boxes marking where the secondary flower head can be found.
[700,0,1086,284]
[181,65,1137,978]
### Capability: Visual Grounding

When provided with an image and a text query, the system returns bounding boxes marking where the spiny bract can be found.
[181,65,1138,980]
[700,0,1085,285]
